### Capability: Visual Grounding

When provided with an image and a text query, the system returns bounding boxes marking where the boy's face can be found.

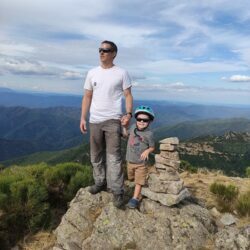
[136,114,150,130]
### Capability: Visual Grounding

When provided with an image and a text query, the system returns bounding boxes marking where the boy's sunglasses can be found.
[99,48,113,53]
[136,118,150,123]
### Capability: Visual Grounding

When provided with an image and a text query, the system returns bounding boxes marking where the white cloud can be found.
[1,58,56,76]
[141,59,247,74]
[222,75,250,82]
[133,81,250,95]
[133,81,191,92]
[61,71,83,80]
[0,42,35,57]
[1,0,250,104]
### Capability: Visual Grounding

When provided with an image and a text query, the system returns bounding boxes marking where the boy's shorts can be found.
[127,162,148,185]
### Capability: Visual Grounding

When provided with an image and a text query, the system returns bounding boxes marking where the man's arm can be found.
[121,87,133,127]
[80,89,93,133]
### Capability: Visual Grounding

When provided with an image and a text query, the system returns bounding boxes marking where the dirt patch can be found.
[181,171,250,226]
[17,231,56,250]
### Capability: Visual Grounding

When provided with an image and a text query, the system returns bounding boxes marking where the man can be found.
[80,40,133,208]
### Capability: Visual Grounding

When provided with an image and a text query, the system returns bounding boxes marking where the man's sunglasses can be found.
[136,118,150,123]
[99,48,113,53]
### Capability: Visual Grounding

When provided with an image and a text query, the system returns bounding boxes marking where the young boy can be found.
[124,105,155,209]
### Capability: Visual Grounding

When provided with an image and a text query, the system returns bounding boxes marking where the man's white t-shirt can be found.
[84,65,132,123]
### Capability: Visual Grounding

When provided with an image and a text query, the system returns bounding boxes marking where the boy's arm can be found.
[140,146,155,161]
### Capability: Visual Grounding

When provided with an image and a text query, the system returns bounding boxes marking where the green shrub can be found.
[210,182,239,212]
[0,175,20,195]
[44,162,93,202]
[180,160,198,173]
[236,191,250,216]
[66,170,92,199]
[246,167,250,178]
[44,162,84,186]
[0,162,93,249]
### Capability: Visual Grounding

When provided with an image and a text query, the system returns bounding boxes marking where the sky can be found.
[1,0,250,105]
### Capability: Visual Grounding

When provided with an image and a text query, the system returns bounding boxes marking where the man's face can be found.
[99,43,116,64]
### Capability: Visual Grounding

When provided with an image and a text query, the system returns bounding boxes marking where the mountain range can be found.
[179,131,250,176]
[0,87,250,166]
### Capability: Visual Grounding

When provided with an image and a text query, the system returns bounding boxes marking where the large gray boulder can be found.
[141,186,190,206]
[54,188,216,250]
[215,226,250,250]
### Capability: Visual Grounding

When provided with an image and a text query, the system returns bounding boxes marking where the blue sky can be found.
[1,0,250,105]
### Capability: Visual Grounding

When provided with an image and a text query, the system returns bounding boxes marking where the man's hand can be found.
[121,114,131,127]
[80,119,87,134]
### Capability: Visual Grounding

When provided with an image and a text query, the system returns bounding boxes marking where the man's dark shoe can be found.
[88,184,106,194]
[113,194,124,208]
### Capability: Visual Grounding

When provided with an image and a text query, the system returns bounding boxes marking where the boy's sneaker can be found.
[88,184,106,194]
[113,194,124,208]
[127,198,139,209]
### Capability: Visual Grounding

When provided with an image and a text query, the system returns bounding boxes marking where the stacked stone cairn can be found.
[141,137,190,206]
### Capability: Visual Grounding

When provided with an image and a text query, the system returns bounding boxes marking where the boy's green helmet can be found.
[134,105,155,121]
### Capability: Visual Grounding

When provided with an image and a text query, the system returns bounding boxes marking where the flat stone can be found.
[157,166,178,173]
[159,137,179,145]
[159,144,176,151]
[219,213,237,226]
[149,168,180,181]
[210,207,221,218]
[141,187,190,206]
[155,155,180,169]
[155,163,175,171]
[160,151,180,161]
[148,176,184,195]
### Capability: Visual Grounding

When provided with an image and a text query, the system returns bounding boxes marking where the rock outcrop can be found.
[142,137,190,206]
[53,137,250,250]
[53,189,216,250]
[215,225,250,250]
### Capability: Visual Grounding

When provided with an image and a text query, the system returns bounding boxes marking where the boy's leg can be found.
[133,184,142,200]
[127,164,147,209]
[89,123,106,188]
[127,162,135,182]
[133,164,147,198]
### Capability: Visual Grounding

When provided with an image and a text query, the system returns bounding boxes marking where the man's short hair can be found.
[101,40,118,53]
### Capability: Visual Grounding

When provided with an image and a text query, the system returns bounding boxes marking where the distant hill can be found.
[1,94,250,161]
[1,143,90,167]
[2,118,250,174]
[0,87,14,93]
[154,117,250,141]
[0,88,82,108]
[0,88,250,120]
[0,138,44,161]
[1,140,129,168]
[0,106,88,161]
[179,131,250,176]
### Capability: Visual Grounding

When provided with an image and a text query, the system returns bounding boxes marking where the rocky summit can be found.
[52,137,250,250]
[53,189,216,250]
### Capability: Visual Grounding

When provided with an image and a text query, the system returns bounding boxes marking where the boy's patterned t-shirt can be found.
[126,124,155,164]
